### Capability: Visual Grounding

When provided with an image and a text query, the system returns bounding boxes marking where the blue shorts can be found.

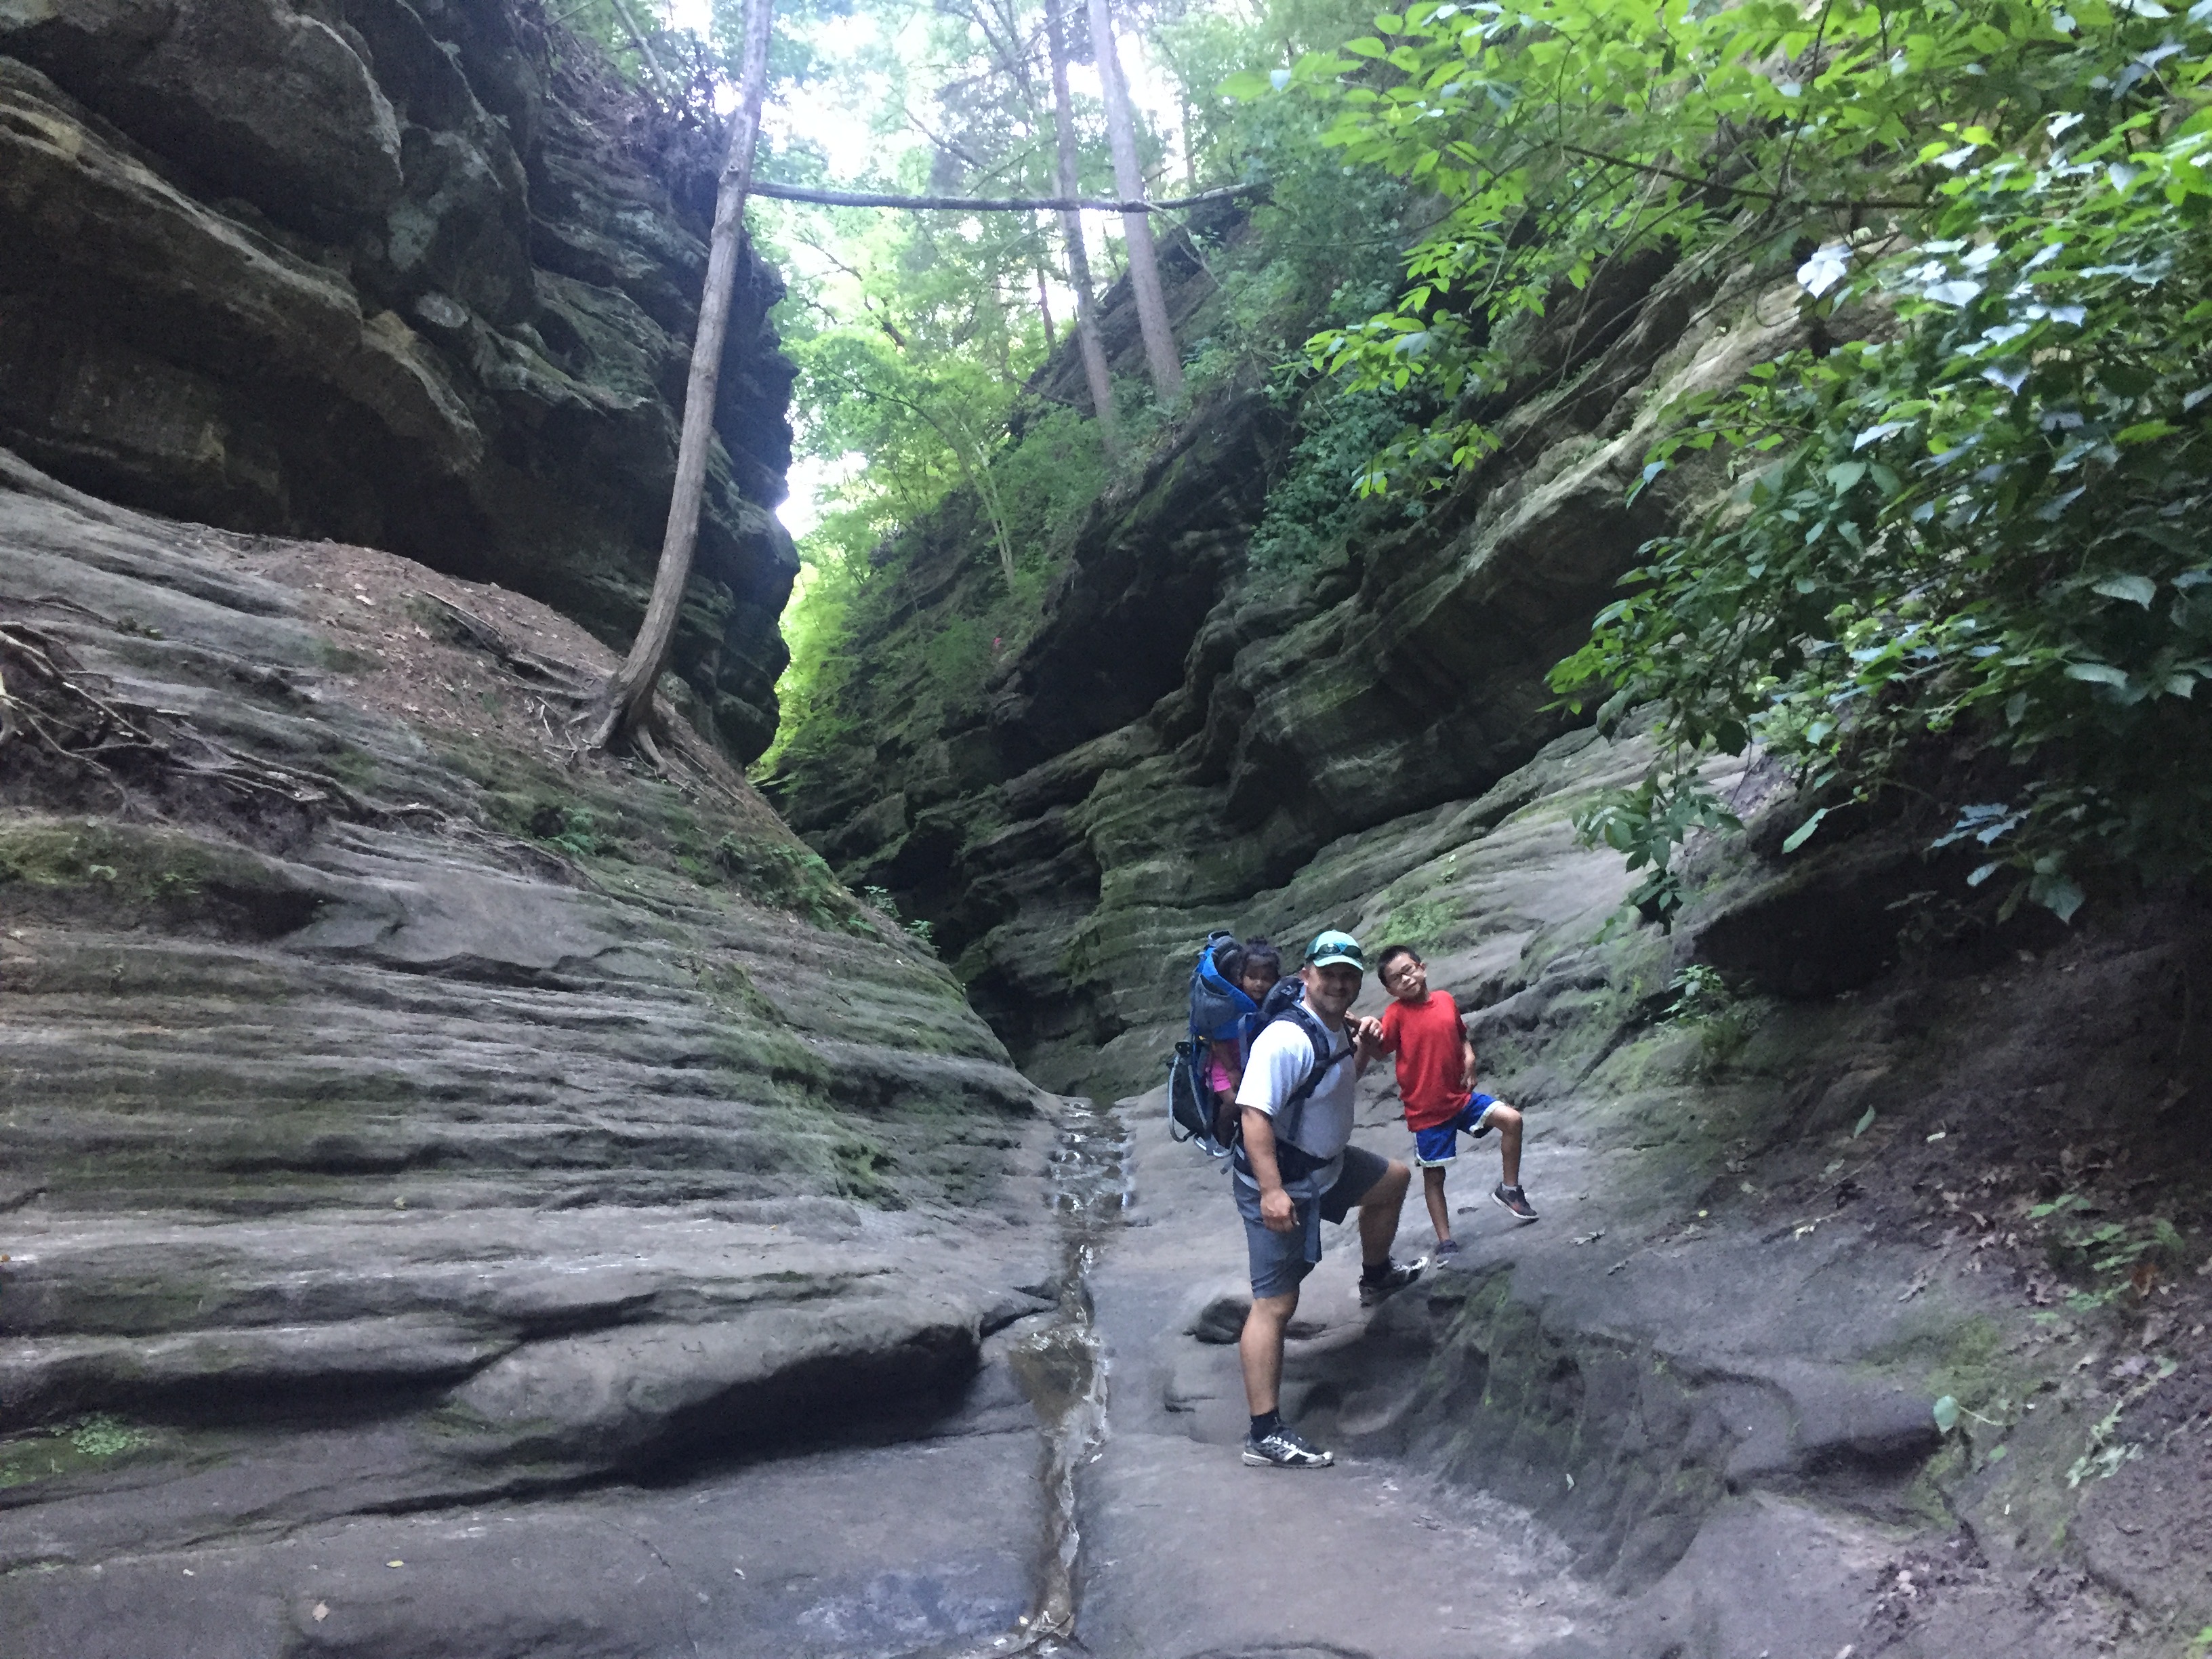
[1233,1143,1390,1300]
[1412,1094,1498,1167]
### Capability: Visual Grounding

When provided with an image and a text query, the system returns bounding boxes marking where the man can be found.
[1232,930,1422,1469]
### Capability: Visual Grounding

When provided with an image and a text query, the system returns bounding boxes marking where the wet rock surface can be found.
[0,458,1063,1656]
[0,0,796,758]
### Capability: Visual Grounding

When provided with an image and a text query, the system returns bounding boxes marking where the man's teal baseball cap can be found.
[1305,930,1366,971]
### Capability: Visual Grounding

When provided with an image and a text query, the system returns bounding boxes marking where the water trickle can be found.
[994,1097,1128,1655]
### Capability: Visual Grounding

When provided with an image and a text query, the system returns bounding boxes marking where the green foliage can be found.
[529,804,600,859]
[860,883,939,951]
[1571,770,1740,926]
[1661,962,1753,1070]
[1236,0,2212,918]
[761,0,1431,771]
[1382,894,1454,949]
[1246,385,1416,570]
[2030,1193,2192,1308]
[714,833,865,932]
[2066,1355,2177,1485]
[1662,963,1733,1023]
[67,1414,150,1459]
[0,1414,155,1490]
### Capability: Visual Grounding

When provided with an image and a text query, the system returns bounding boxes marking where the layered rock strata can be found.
[771,252,1787,1094]
[0,455,1061,1655]
[0,0,796,758]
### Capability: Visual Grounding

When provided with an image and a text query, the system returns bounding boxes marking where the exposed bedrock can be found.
[0,0,796,760]
[1084,724,2212,1657]
[0,457,1062,1654]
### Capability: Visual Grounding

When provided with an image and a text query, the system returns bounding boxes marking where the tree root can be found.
[0,621,415,826]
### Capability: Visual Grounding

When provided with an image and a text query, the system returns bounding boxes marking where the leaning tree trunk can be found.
[1044,0,1119,447]
[588,0,774,752]
[1085,0,1182,406]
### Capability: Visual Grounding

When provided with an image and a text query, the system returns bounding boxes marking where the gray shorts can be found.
[1233,1143,1391,1300]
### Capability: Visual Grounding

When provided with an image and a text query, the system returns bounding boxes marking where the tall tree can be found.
[590,0,775,752]
[1085,0,1182,405]
[1044,0,1120,445]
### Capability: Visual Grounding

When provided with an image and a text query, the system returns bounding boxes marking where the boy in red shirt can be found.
[1367,945,1537,1252]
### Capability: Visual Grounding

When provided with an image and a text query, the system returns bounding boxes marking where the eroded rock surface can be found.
[0,0,795,758]
[0,457,1063,1656]
[1077,726,2212,1658]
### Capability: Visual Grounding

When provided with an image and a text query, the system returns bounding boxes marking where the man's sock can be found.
[1360,1258,1393,1284]
[1250,1409,1282,1441]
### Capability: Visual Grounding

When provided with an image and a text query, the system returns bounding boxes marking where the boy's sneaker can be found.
[1493,1183,1539,1223]
[1242,1424,1334,1469]
[1433,1237,1462,1257]
[1357,1257,1425,1307]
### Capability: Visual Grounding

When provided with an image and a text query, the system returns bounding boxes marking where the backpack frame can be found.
[1166,975,1349,1170]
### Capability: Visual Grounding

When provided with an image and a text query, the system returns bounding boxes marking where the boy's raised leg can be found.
[1488,1103,1538,1223]
[1494,1103,1523,1187]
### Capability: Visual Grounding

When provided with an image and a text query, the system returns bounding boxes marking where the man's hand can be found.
[1242,1107,1297,1231]
[1353,1015,1387,1060]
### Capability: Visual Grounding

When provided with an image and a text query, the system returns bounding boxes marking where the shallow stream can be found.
[993,1097,1129,1654]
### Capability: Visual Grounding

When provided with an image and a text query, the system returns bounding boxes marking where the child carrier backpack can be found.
[1167,931,1255,1155]
[1166,944,1349,1168]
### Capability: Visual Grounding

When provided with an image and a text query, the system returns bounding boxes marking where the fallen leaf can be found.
[386,1560,404,1569]
[312,1603,329,1622]
[1570,1229,1605,1246]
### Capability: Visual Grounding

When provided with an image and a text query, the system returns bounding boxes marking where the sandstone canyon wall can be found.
[0,0,796,758]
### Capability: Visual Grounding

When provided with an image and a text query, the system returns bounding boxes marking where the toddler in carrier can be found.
[1202,939,1282,1145]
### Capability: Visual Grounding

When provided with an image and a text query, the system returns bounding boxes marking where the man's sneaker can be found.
[1242,1424,1334,1469]
[1357,1257,1425,1307]
[1433,1237,1462,1257]
[1493,1183,1540,1223]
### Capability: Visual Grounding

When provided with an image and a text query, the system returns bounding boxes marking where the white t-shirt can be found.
[1233,1014,1357,1187]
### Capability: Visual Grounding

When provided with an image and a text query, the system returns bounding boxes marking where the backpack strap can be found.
[1275,1007,1347,1118]
[1235,1007,1350,1181]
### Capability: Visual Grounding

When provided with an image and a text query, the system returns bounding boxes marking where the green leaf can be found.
[1853,1105,1877,1139]
[2091,573,2156,607]
[1781,807,1829,853]
[2034,874,2086,923]
[1824,461,1868,494]
[1933,1395,1961,1434]
[2064,662,2130,685]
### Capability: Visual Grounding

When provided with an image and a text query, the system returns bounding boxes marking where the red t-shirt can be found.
[1377,991,1471,1131]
